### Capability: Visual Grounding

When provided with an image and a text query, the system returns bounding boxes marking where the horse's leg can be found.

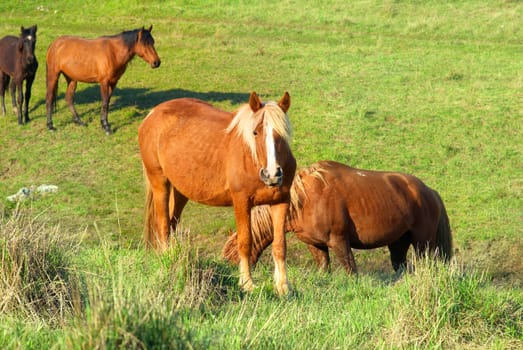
[330,233,357,274]
[388,233,411,272]
[45,69,59,131]
[307,244,330,272]
[23,74,35,123]
[64,78,85,126]
[0,73,8,116]
[169,189,188,233]
[147,173,171,251]
[232,197,254,292]
[99,82,114,135]
[10,80,22,125]
[412,233,435,262]
[271,202,290,295]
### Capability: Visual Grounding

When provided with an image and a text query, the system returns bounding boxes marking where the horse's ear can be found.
[32,25,37,33]
[17,29,24,50]
[148,25,153,32]
[278,92,291,113]
[249,92,262,112]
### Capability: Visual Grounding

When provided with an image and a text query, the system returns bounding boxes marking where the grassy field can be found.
[0,1,522,348]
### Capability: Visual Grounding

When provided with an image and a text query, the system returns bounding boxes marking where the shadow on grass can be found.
[30,86,251,132]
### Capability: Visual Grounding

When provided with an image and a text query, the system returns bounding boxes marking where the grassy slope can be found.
[1,0,521,276]
[0,1,522,347]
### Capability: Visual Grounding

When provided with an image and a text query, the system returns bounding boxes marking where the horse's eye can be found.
[253,130,258,136]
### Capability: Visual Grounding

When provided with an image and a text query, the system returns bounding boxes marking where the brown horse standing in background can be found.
[0,25,38,125]
[223,160,452,273]
[46,26,161,134]
[138,92,296,294]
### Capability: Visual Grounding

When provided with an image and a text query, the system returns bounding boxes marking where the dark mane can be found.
[105,28,154,50]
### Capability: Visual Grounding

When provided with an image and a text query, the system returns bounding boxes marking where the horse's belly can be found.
[349,221,410,248]
[168,173,233,207]
[294,228,328,246]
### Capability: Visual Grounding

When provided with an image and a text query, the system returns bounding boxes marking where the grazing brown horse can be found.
[138,92,296,294]
[46,26,161,134]
[0,25,38,125]
[223,160,452,273]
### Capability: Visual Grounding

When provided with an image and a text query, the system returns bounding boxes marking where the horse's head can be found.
[19,25,37,65]
[228,92,293,187]
[135,26,161,69]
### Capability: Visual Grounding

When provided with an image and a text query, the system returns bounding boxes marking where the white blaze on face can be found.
[264,123,278,176]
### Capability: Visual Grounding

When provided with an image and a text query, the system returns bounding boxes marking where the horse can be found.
[45,26,161,134]
[138,92,296,295]
[0,25,38,125]
[222,160,452,274]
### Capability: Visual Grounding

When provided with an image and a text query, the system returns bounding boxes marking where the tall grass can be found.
[0,210,233,348]
[0,207,80,322]
[0,209,521,348]
[386,256,523,349]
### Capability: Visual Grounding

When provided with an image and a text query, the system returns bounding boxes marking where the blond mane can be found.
[288,162,328,223]
[225,102,292,164]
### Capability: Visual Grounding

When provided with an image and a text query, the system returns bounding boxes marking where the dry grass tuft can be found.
[0,206,82,322]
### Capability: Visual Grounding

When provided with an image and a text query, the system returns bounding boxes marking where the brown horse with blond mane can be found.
[138,92,296,294]
[46,26,161,134]
[223,160,452,273]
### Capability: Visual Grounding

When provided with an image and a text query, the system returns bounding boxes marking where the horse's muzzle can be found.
[259,167,283,187]
[151,60,161,68]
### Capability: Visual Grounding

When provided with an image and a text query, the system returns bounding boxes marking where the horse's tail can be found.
[222,205,275,266]
[433,189,453,262]
[52,82,58,113]
[143,166,158,250]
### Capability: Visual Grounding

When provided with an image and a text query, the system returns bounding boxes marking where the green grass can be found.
[1,209,522,348]
[0,0,522,348]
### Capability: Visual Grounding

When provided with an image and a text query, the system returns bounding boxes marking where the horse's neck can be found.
[111,37,136,68]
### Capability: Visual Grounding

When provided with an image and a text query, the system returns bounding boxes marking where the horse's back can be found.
[309,161,437,247]
[0,35,17,47]
[139,98,232,169]
[140,98,230,136]
[47,36,100,60]
[0,36,18,71]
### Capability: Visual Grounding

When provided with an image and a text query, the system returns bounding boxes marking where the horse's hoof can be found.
[48,126,57,132]
[105,129,113,136]
[74,120,87,127]
[240,281,255,293]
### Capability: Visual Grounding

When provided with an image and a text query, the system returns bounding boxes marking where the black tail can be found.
[433,190,453,262]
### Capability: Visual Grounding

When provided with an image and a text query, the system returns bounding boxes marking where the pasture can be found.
[0,1,522,348]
